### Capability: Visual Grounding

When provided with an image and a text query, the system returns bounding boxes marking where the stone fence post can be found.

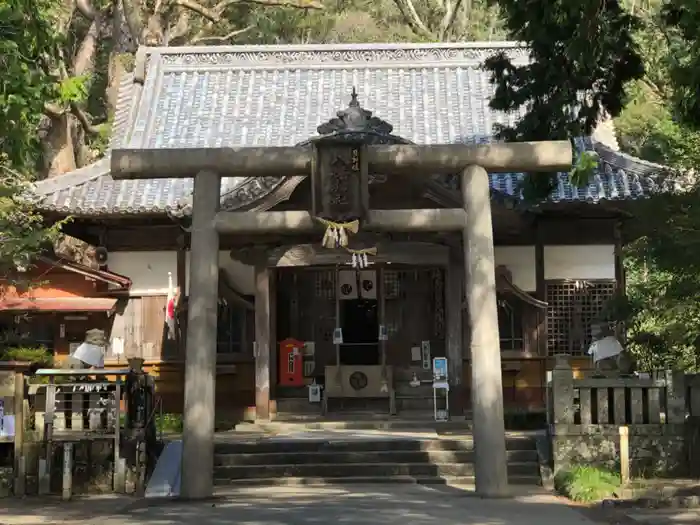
[552,354,575,425]
[665,370,686,424]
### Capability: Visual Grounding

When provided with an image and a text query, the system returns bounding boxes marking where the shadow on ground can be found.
[0,484,600,525]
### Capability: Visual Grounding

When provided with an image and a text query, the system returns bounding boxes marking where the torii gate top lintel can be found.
[109,89,573,180]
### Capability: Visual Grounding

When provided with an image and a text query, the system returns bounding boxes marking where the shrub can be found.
[554,465,621,502]
[0,345,53,365]
[156,413,183,434]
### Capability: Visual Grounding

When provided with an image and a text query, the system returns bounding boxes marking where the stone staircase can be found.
[213,432,542,487]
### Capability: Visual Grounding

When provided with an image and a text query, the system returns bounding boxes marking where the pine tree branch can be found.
[70,104,100,135]
[439,0,463,40]
[391,0,434,40]
[122,0,145,45]
[190,25,255,44]
[174,0,322,24]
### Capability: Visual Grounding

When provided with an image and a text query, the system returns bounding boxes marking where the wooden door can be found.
[383,266,445,366]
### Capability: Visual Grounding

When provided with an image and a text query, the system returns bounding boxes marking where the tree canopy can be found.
[0,0,65,277]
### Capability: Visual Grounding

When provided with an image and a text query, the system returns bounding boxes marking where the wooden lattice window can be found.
[545,280,617,356]
[314,270,335,299]
[216,300,245,354]
[383,268,444,340]
[497,294,524,352]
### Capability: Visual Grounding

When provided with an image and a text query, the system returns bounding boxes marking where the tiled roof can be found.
[35,42,668,217]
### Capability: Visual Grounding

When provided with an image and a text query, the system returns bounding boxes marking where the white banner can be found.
[338,270,358,300]
[359,270,377,299]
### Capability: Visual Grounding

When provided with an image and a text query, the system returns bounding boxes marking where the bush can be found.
[554,465,621,502]
[0,345,53,365]
[156,413,183,434]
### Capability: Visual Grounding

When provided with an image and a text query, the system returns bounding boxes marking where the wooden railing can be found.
[29,383,118,437]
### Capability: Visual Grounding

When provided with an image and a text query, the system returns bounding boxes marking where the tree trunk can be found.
[44,115,78,177]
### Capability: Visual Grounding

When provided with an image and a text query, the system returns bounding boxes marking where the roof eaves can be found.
[34,158,111,196]
[38,254,132,289]
[145,41,527,56]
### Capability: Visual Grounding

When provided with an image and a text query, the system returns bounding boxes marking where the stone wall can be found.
[550,355,699,478]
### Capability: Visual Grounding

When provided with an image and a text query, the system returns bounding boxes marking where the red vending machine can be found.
[279,338,304,386]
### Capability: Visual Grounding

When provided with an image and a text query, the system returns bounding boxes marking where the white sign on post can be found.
[432,357,450,422]
[421,341,431,370]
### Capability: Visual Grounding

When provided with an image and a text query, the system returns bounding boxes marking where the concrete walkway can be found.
[0,485,600,525]
[623,509,700,525]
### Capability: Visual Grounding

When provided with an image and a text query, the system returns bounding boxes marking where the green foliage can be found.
[661,0,700,130]
[554,466,621,503]
[483,0,645,200]
[0,166,67,274]
[0,0,67,273]
[0,0,62,170]
[0,345,53,365]
[156,413,183,434]
[607,1,700,370]
[58,75,92,105]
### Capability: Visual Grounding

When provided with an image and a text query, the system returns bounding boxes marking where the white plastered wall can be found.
[494,245,616,292]
[106,251,255,296]
[109,245,616,297]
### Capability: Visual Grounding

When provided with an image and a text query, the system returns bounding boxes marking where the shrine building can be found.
[31,42,665,498]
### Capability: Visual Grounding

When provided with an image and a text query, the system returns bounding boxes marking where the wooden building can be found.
[32,42,663,422]
[0,254,131,362]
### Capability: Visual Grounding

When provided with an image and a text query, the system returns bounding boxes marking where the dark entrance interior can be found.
[339,298,379,365]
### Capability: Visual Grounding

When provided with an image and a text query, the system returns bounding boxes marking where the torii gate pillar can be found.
[181,170,220,500]
[462,164,509,497]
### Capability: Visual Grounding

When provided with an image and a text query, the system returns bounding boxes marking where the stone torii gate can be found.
[111,93,572,500]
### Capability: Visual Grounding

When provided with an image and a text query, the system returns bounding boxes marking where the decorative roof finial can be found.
[349,87,359,107]
[317,88,393,136]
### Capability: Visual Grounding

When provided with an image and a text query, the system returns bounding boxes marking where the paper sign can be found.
[333,328,344,345]
[0,415,15,438]
[411,346,421,361]
[378,325,388,341]
[421,340,431,370]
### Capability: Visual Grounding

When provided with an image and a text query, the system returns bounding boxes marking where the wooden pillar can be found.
[534,220,547,411]
[446,251,464,418]
[176,234,188,358]
[181,170,220,500]
[254,266,273,421]
[461,164,509,498]
[613,221,625,341]
[613,221,625,292]
[13,370,25,496]
[269,270,277,418]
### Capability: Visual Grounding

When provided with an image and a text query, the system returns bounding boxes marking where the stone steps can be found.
[213,475,541,487]
[214,449,538,466]
[237,417,483,432]
[213,432,542,488]
[215,435,536,454]
[214,461,538,479]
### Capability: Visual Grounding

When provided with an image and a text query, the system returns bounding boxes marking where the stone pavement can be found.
[621,509,700,525]
[1,484,601,525]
